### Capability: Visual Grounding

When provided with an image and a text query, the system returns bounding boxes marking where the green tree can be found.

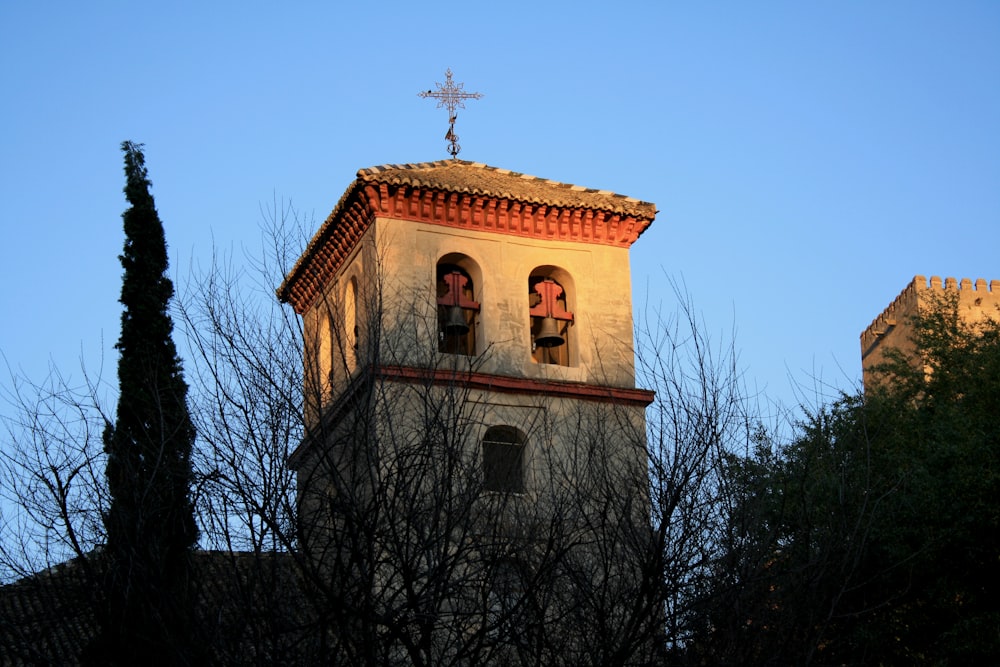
[695,292,1000,665]
[88,141,200,665]
[864,290,1000,663]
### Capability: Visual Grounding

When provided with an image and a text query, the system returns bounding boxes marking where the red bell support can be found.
[437,271,481,310]
[528,279,573,322]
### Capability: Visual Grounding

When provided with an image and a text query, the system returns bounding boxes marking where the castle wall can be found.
[860,275,1000,389]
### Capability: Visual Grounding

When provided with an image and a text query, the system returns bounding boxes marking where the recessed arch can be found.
[528,265,575,366]
[437,253,482,356]
[318,309,333,400]
[344,276,358,373]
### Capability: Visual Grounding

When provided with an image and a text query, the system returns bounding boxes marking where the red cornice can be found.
[369,185,650,249]
[288,363,654,468]
[377,365,655,406]
[279,176,655,314]
[279,187,376,314]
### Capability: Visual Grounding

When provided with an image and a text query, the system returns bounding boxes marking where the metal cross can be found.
[418,68,483,158]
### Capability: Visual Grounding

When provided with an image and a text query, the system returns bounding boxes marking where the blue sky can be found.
[1,2,998,417]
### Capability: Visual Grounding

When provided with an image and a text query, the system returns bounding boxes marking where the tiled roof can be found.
[0,559,95,666]
[357,160,657,219]
[277,160,657,311]
[0,551,309,665]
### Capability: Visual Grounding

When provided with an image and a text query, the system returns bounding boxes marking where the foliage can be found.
[694,291,1000,665]
[89,141,201,665]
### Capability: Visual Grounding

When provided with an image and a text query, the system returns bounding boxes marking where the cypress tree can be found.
[89,142,199,665]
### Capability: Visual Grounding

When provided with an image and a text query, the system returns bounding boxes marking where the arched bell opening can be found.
[437,256,481,356]
[528,268,574,366]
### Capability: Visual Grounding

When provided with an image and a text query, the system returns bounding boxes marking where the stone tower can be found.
[861,275,1000,390]
[276,159,659,661]
[278,161,656,618]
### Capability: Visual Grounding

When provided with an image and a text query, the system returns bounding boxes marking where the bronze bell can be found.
[534,317,565,348]
[443,306,470,335]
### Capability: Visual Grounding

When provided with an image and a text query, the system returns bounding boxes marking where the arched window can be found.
[482,426,525,493]
[528,271,574,366]
[345,277,358,372]
[437,261,480,356]
[318,310,333,399]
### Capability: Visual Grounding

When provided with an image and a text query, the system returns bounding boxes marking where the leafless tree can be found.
[0,355,112,663]
[2,202,761,666]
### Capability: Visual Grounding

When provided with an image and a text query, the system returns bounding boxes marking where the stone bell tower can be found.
[278,159,656,539]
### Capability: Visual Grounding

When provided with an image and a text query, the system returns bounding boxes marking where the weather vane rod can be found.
[418,68,483,158]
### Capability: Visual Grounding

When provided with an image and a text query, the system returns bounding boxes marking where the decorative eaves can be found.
[277,160,658,314]
[358,160,657,220]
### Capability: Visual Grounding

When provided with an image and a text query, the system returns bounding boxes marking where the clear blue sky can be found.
[2,2,998,416]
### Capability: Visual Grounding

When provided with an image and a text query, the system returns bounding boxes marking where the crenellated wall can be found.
[861,275,1000,389]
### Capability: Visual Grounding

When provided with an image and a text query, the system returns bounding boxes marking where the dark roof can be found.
[0,559,95,666]
[0,551,309,666]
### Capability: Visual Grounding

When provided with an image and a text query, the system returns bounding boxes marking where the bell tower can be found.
[278,158,657,556]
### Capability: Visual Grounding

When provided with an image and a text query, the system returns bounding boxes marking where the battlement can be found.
[861,275,1000,379]
[918,275,1000,294]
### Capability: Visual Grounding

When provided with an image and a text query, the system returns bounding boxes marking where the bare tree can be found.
[0,366,108,664]
[3,200,761,666]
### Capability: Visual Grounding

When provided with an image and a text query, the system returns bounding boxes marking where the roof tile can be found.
[355,160,656,219]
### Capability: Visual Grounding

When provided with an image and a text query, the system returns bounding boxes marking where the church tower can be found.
[277,161,659,660]
[279,159,656,487]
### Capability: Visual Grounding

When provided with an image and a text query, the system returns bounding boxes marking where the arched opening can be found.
[528,267,574,366]
[344,277,358,372]
[318,310,333,400]
[437,255,481,356]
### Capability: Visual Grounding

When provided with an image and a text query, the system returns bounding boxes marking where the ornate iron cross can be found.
[418,68,483,158]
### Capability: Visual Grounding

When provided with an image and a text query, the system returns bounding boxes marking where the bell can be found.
[534,317,565,348]
[443,306,470,336]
